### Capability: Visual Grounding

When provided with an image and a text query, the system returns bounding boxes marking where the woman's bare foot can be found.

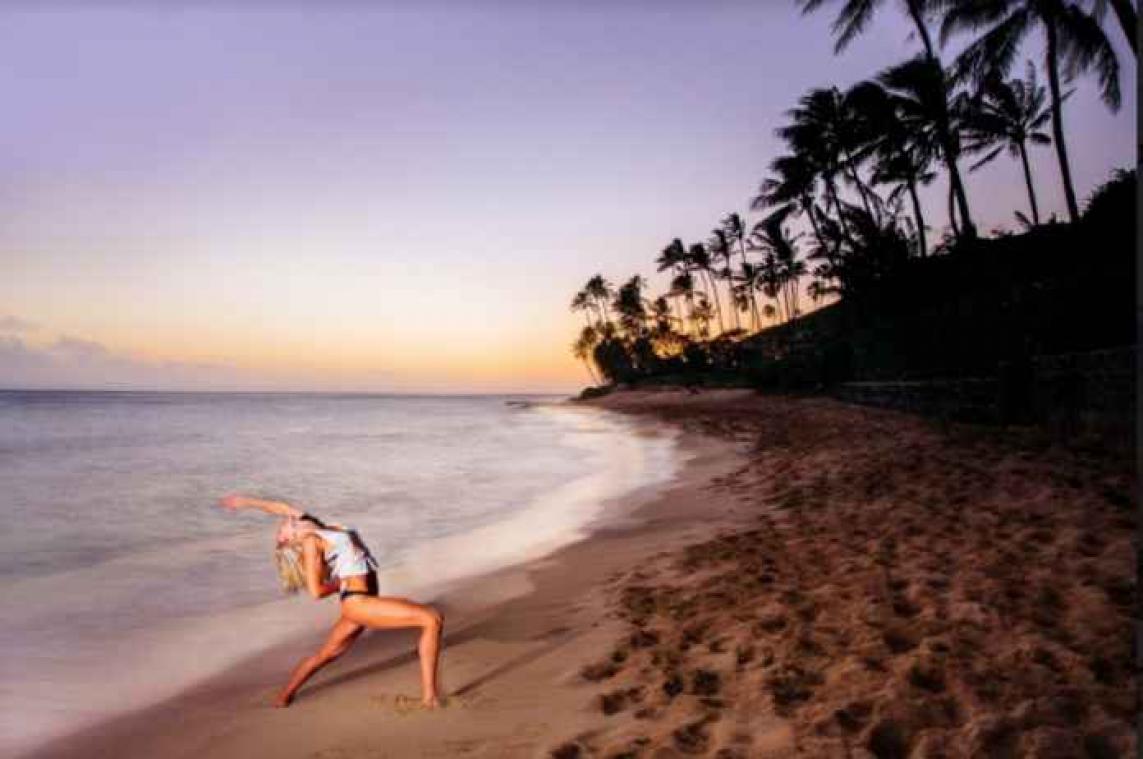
[421,695,441,709]
[273,691,295,708]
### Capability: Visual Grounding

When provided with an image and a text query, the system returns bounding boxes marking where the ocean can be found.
[0,391,679,756]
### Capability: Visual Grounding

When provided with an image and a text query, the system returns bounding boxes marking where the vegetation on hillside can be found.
[568,0,1134,392]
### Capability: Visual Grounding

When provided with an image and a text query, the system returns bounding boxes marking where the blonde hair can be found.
[274,544,307,594]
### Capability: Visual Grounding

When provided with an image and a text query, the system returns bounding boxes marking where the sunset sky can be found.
[0,3,1134,393]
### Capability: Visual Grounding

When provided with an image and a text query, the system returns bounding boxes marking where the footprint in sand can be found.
[369,693,467,714]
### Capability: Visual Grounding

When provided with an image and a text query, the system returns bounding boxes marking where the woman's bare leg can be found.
[275,617,364,707]
[341,596,444,707]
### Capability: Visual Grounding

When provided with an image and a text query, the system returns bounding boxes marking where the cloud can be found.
[49,336,110,361]
[0,333,249,390]
[0,315,39,333]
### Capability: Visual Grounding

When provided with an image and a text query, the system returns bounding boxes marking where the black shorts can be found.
[339,570,378,602]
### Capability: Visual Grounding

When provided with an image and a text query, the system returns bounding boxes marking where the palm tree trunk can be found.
[947,181,960,238]
[1109,0,1137,55]
[672,296,689,339]
[774,275,790,323]
[724,269,740,331]
[825,176,855,246]
[906,177,928,257]
[903,0,975,243]
[1017,141,1041,225]
[781,286,790,323]
[801,194,830,253]
[737,238,761,329]
[942,141,976,239]
[843,156,876,221]
[677,301,690,339]
[906,0,938,59]
[1044,17,1082,223]
[582,359,599,386]
[702,269,726,334]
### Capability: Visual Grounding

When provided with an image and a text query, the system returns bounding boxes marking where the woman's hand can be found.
[219,493,246,511]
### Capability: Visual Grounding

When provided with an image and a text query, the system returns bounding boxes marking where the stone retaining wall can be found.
[833,347,1135,432]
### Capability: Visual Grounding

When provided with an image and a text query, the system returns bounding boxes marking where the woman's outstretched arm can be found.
[219,494,305,518]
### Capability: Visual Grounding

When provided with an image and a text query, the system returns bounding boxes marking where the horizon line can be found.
[0,387,573,397]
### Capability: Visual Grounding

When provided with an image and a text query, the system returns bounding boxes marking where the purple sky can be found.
[0,3,1135,391]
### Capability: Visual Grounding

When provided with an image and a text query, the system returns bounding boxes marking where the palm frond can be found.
[1058,3,1121,110]
[939,0,1014,45]
[968,144,1006,170]
[833,0,879,53]
[950,7,1032,84]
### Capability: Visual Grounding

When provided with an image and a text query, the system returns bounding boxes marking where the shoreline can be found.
[26,398,749,759]
[26,388,1137,757]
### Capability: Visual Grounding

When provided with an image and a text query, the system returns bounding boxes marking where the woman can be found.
[219,494,444,708]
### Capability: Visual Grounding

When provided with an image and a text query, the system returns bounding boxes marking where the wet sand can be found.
[27,389,1136,758]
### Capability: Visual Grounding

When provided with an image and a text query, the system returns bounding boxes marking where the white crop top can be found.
[314,527,378,581]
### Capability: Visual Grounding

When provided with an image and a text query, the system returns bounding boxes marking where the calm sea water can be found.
[0,391,679,756]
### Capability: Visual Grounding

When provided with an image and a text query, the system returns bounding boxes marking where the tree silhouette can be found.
[876,56,978,240]
[961,61,1055,225]
[941,0,1121,222]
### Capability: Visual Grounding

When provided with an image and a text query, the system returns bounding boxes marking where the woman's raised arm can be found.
[219,494,305,519]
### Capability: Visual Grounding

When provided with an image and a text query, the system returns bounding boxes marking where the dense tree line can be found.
[570,0,1132,386]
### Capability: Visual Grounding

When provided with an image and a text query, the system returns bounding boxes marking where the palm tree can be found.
[570,289,596,328]
[848,79,939,256]
[572,326,601,385]
[756,154,834,258]
[690,294,715,339]
[961,61,1055,225]
[732,262,764,330]
[776,94,853,246]
[721,212,764,327]
[877,55,978,239]
[941,0,1122,223]
[708,229,740,330]
[686,243,726,335]
[875,150,937,256]
[808,277,833,303]
[775,88,891,247]
[656,239,689,328]
[796,88,879,218]
[613,275,650,337]
[803,210,847,293]
[583,274,614,325]
[648,295,683,356]
[749,205,804,324]
[800,0,979,240]
[669,269,697,336]
[758,251,786,323]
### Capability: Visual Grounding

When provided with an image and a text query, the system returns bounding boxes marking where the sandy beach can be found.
[28,390,1136,758]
